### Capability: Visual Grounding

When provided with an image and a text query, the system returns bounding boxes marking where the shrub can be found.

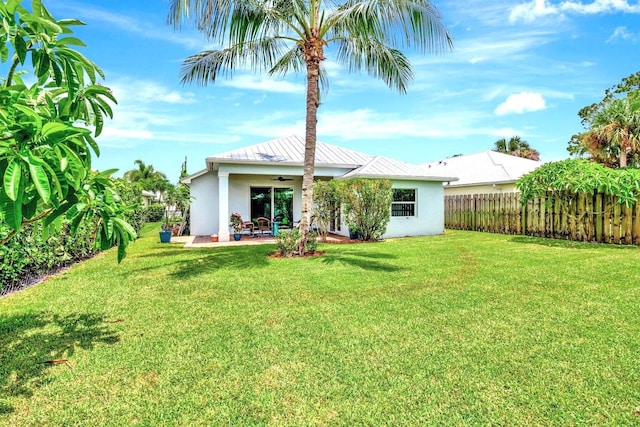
[306,232,318,253]
[276,229,301,257]
[339,178,392,241]
[144,203,165,223]
[112,178,144,235]
[0,220,98,295]
[517,159,640,206]
[312,180,341,242]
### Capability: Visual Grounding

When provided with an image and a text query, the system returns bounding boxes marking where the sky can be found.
[35,0,640,182]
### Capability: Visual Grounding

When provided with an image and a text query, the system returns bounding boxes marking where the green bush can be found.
[517,159,640,206]
[306,232,318,253]
[113,178,144,235]
[0,221,98,295]
[339,178,393,241]
[144,203,165,223]
[276,229,301,257]
[312,180,341,242]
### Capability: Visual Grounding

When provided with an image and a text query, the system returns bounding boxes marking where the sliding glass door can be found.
[250,187,271,221]
[274,188,293,227]
[250,187,293,225]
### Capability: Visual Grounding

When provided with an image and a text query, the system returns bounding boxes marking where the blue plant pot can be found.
[233,233,242,241]
[159,231,172,243]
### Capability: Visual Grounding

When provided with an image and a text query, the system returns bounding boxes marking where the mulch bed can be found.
[268,250,327,259]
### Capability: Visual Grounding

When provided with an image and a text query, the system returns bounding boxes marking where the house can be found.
[141,190,159,206]
[421,150,542,196]
[182,135,457,242]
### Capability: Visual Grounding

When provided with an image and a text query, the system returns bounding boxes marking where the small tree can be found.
[339,178,392,241]
[0,0,135,261]
[312,180,340,242]
[164,180,192,235]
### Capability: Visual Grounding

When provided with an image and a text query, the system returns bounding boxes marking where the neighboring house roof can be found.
[141,190,156,198]
[421,150,541,187]
[184,135,457,183]
[340,156,457,182]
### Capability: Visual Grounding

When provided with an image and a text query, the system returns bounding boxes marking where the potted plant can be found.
[229,212,243,241]
[159,208,172,243]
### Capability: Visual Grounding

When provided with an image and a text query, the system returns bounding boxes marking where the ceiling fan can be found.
[272,176,294,181]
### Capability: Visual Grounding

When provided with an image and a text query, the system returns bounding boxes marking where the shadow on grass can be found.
[0,312,120,415]
[510,235,640,250]
[134,244,275,280]
[320,250,402,272]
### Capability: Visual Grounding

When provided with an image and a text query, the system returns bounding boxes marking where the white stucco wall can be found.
[384,180,445,238]
[189,172,219,236]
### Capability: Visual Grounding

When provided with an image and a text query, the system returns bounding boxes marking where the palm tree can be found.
[168,0,452,253]
[580,98,640,168]
[493,136,540,161]
[123,160,169,194]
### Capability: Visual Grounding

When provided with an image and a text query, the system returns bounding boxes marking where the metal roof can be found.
[421,150,541,187]
[339,156,457,182]
[207,135,373,167]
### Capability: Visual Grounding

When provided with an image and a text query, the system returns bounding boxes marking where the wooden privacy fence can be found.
[444,192,640,245]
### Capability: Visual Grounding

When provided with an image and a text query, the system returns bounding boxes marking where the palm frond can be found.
[180,37,287,85]
[168,0,234,41]
[336,37,412,93]
[326,0,452,53]
[268,45,305,76]
[268,45,329,95]
[169,0,308,44]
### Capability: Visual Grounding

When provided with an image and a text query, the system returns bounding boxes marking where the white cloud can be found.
[413,31,553,67]
[110,79,197,105]
[607,26,639,43]
[228,107,528,144]
[495,92,547,115]
[510,0,640,23]
[510,0,559,23]
[53,2,208,50]
[220,75,304,94]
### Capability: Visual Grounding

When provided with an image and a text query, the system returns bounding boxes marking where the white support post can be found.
[218,172,230,242]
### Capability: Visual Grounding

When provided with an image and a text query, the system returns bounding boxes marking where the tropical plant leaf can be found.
[28,157,51,203]
[3,160,22,201]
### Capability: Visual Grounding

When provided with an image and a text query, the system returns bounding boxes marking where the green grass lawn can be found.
[1,224,640,426]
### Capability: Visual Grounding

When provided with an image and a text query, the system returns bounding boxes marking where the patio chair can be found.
[255,217,272,237]
[240,216,255,236]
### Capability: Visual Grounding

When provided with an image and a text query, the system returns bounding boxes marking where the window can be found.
[391,189,416,217]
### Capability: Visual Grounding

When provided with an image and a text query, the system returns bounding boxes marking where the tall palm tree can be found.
[493,136,540,161]
[581,98,640,168]
[168,0,452,253]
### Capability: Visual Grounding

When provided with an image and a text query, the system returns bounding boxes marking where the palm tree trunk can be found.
[620,151,628,167]
[298,61,321,254]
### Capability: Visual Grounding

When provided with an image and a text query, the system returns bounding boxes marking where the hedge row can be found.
[0,221,99,295]
[0,179,155,296]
